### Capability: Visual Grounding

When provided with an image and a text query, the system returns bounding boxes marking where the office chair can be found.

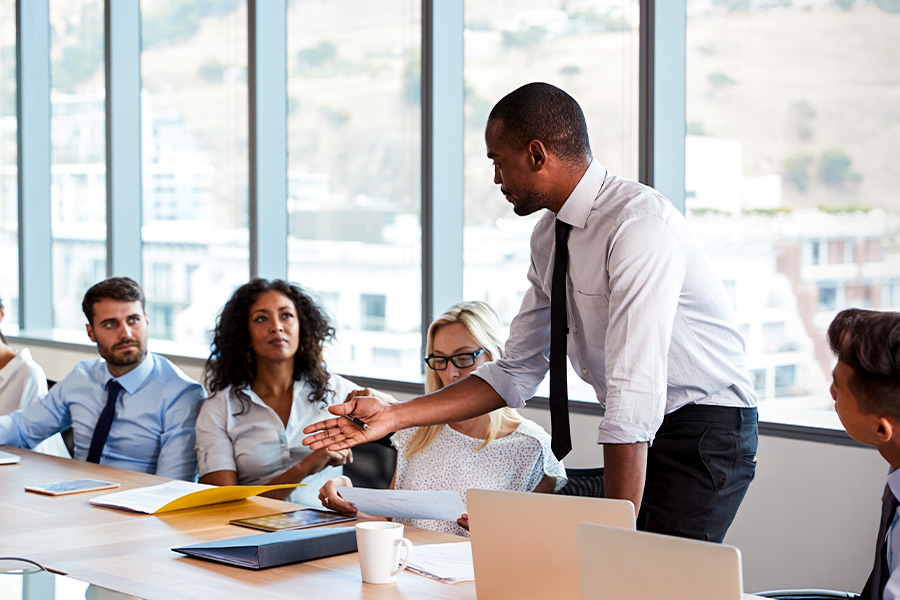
[341,434,396,489]
[755,590,859,599]
[555,467,605,498]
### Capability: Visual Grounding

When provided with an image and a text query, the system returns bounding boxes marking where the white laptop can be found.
[466,489,636,600]
[576,522,758,600]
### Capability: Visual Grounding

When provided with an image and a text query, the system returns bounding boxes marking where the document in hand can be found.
[172,526,358,570]
[88,480,302,514]
[338,487,467,521]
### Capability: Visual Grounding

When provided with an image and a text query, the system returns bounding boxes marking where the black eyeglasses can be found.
[424,348,486,370]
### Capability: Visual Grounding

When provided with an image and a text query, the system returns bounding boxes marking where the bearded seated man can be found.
[0,277,205,481]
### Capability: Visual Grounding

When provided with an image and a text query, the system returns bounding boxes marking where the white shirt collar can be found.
[556,159,607,230]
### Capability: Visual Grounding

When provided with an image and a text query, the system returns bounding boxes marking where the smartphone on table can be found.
[25,479,120,496]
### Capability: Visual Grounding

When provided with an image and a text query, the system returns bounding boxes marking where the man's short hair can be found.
[82,277,146,325]
[828,308,900,417]
[487,82,591,165]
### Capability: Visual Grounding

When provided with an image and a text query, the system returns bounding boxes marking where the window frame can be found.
[8,0,855,446]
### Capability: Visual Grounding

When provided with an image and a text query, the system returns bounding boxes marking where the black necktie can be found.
[550,219,572,460]
[87,379,122,464]
[861,484,899,599]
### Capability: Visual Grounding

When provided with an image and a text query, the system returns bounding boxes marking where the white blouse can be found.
[391,419,567,537]
[195,373,360,507]
[0,348,69,458]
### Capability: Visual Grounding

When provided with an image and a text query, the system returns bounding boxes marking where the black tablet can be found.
[229,508,357,532]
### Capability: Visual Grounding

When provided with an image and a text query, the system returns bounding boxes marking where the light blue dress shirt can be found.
[475,160,757,445]
[0,352,204,480]
[883,469,900,600]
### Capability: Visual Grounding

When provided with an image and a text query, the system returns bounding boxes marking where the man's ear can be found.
[528,139,549,170]
[86,323,96,343]
[876,416,898,443]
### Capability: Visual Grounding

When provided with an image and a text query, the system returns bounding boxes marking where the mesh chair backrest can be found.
[556,467,604,498]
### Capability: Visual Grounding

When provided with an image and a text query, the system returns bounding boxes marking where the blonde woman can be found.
[318,301,565,536]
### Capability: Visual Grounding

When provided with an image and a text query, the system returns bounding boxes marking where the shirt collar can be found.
[105,352,155,395]
[888,467,900,502]
[556,159,607,230]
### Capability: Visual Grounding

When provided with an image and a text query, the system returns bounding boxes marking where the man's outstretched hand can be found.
[302,395,399,450]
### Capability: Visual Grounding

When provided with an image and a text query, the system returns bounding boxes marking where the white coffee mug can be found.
[355,521,414,584]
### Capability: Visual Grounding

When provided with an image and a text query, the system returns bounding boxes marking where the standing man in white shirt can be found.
[303,82,758,542]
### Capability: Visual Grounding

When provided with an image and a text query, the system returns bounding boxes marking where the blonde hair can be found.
[404,300,522,458]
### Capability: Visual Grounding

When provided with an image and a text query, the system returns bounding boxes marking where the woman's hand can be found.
[344,387,399,405]
[317,476,358,515]
[457,513,470,531]
[299,448,353,477]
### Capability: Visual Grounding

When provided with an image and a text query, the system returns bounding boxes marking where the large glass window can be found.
[685,1,900,428]
[49,0,107,331]
[463,1,640,398]
[140,0,249,353]
[0,0,16,322]
[286,0,422,381]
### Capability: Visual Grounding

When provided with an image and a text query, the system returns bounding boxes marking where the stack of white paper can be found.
[405,542,474,584]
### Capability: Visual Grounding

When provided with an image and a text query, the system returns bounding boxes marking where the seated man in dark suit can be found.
[0,277,205,480]
[828,308,900,600]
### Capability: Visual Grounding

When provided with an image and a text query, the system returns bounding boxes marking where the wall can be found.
[19,342,885,593]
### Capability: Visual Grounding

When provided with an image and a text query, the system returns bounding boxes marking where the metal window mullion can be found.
[248,0,288,280]
[105,0,142,280]
[639,0,686,213]
[421,0,464,345]
[16,0,52,330]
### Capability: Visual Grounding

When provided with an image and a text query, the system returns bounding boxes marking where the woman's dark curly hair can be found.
[204,279,336,412]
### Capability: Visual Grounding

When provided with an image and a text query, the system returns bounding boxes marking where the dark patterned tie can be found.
[87,379,122,464]
[861,484,899,600]
[550,219,572,460]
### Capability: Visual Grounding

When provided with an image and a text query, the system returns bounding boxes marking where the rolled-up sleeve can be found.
[474,241,553,408]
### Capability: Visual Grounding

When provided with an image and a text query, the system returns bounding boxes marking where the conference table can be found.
[0,446,475,600]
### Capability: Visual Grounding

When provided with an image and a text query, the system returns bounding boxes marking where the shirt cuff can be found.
[596,418,655,445]
[472,363,527,409]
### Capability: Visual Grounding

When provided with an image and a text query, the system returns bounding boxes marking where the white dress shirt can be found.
[0,348,69,457]
[195,374,361,507]
[475,160,757,445]
[883,468,900,600]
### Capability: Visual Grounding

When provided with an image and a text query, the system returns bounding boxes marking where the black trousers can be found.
[636,404,758,543]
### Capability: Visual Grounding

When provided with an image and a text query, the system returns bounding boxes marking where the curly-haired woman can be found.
[195,279,386,506]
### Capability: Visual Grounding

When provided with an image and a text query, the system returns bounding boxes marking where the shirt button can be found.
[573,326,578,334]
[582,368,589,375]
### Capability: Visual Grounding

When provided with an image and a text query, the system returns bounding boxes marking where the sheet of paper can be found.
[338,487,466,521]
[405,542,474,584]
[89,480,301,514]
